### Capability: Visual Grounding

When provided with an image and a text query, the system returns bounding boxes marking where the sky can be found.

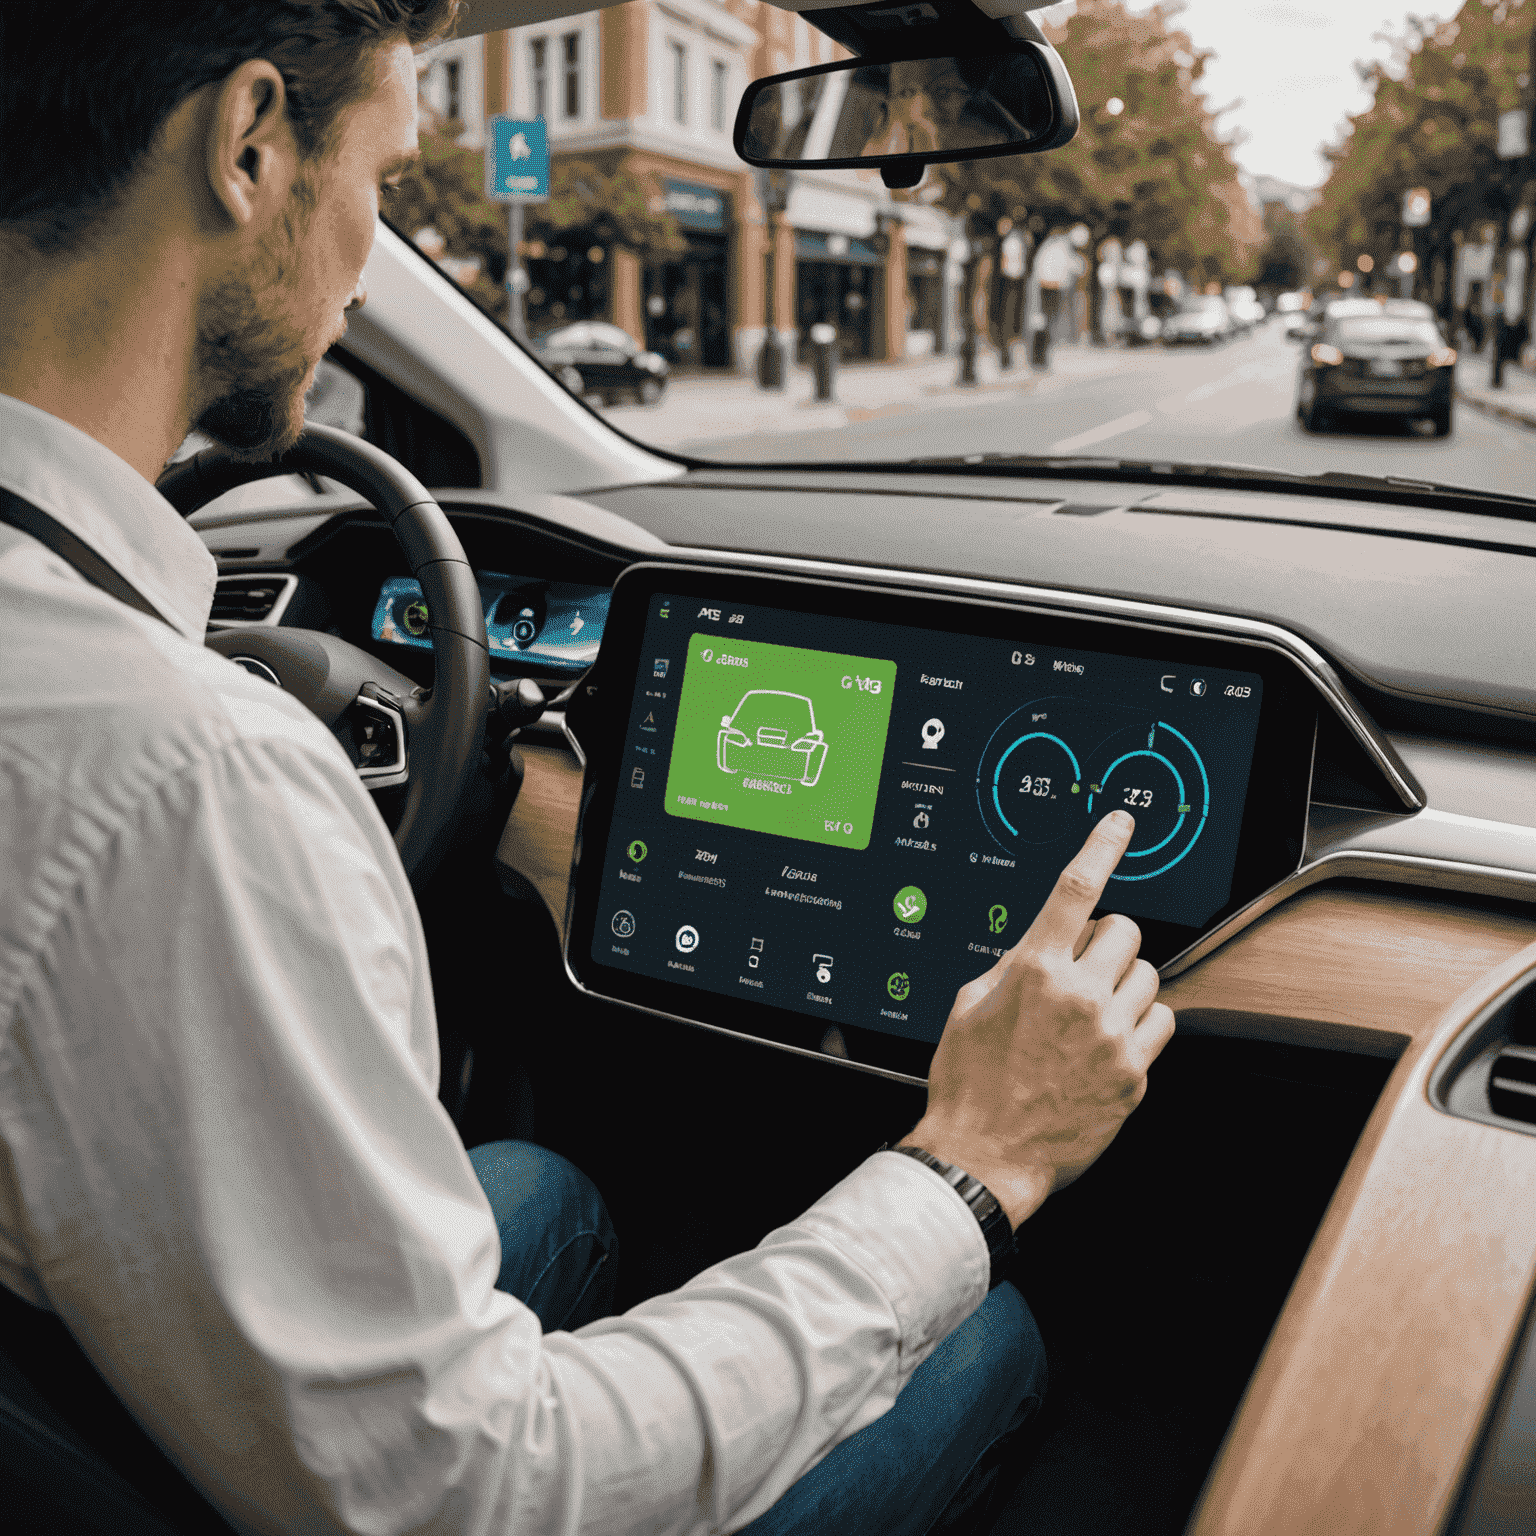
[1036,0,1427,189]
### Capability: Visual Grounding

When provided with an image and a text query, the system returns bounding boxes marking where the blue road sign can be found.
[487,116,549,203]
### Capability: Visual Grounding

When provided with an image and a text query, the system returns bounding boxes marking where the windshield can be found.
[404,2,1535,500]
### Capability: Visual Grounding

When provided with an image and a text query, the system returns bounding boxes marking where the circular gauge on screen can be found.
[975,699,1211,882]
[401,597,430,637]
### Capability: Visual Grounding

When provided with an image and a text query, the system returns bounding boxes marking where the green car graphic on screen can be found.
[716,690,829,788]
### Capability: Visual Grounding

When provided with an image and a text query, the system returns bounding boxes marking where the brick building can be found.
[419,1,963,370]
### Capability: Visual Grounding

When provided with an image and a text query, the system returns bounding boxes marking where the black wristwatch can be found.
[879,1142,1017,1289]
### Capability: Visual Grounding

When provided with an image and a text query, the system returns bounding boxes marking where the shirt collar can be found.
[0,392,216,642]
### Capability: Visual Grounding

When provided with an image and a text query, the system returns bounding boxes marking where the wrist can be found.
[897,1122,1050,1233]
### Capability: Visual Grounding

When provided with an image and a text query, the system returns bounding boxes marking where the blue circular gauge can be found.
[976,700,1086,850]
[1087,721,1210,881]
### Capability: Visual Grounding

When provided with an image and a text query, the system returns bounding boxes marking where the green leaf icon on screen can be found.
[893,886,927,924]
[626,839,647,864]
[887,972,911,1002]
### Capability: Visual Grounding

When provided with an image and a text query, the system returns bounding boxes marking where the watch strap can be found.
[879,1142,1017,1289]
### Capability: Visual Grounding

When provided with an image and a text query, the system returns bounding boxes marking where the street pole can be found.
[506,200,527,342]
[755,169,787,390]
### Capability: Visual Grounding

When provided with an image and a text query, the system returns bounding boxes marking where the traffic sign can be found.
[486,116,548,203]
[1402,187,1431,227]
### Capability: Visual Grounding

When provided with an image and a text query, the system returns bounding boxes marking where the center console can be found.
[563,564,1320,1080]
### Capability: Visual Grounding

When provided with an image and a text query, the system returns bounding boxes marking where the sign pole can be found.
[486,115,548,347]
[507,200,526,342]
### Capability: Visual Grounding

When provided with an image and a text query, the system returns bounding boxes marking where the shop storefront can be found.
[795,230,883,361]
[643,178,733,371]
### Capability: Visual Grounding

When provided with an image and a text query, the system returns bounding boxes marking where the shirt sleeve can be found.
[3,724,989,1536]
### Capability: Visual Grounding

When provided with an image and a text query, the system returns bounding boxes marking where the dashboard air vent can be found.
[1489,1047,1536,1127]
[209,573,297,627]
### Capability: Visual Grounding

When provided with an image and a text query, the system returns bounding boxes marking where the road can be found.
[630,323,1536,496]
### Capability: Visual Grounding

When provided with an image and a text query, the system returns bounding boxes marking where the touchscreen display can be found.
[587,590,1266,1047]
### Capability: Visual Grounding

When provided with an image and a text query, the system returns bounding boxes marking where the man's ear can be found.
[206,59,296,230]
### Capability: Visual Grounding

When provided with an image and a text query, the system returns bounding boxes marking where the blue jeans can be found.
[470,1140,1047,1536]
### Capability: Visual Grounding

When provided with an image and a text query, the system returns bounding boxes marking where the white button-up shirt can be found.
[0,393,988,1536]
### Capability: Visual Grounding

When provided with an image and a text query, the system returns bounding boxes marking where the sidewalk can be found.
[600,341,1129,450]
[1456,351,1536,429]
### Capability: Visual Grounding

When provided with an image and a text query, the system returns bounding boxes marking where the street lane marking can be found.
[1050,409,1153,454]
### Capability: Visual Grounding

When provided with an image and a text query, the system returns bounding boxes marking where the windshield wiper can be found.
[895,453,1536,519]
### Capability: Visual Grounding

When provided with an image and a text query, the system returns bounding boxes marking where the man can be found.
[0,4,1175,1534]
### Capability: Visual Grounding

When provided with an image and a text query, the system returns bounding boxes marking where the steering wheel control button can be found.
[611,910,636,939]
[893,885,928,924]
[675,925,700,954]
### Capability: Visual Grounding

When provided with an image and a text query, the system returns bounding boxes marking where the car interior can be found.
[6,0,1536,1533]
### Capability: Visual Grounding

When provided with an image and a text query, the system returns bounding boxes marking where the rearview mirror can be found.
[734,45,1078,187]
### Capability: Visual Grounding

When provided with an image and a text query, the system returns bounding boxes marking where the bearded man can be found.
[0,5,1171,1534]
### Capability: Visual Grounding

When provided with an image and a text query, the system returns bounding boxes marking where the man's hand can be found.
[900,810,1176,1231]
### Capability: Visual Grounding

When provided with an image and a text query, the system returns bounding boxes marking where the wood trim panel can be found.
[1188,940,1536,1536]
[496,743,582,940]
[1161,886,1536,1055]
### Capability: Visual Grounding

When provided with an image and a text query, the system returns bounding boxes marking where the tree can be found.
[1307,1,1536,314]
[932,0,1261,347]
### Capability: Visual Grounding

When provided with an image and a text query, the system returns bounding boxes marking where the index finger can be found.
[1026,811,1135,952]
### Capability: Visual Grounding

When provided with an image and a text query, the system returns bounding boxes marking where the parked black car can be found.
[1295,299,1455,435]
[532,321,669,406]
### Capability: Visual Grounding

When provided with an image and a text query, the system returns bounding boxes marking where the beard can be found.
[193,180,323,461]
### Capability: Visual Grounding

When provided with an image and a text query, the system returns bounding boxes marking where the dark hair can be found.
[0,0,460,255]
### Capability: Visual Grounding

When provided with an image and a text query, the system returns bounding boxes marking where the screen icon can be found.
[812,953,834,984]
[653,659,669,678]
[748,937,764,969]
[887,972,911,1002]
[675,925,700,954]
[913,810,930,829]
[611,910,636,938]
[630,767,645,788]
[921,718,945,751]
[893,886,928,924]
[988,904,1008,934]
[1190,678,1207,697]
[626,839,648,864]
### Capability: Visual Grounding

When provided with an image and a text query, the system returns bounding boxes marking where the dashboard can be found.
[189,465,1536,1534]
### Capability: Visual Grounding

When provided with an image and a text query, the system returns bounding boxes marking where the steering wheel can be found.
[156,423,490,891]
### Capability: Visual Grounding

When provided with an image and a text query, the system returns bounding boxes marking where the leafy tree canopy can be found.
[931,0,1261,285]
[1308,0,1536,276]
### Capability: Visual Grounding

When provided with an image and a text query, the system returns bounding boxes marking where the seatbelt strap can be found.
[0,485,176,631]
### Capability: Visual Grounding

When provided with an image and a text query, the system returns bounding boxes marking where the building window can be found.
[711,60,727,133]
[530,38,547,119]
[671,41,687,125]
[444,59,461,124]
[563,31,581,118]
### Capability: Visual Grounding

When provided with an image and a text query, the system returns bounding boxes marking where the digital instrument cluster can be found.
[566,567,1317,1078]
[371,571,610,671]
